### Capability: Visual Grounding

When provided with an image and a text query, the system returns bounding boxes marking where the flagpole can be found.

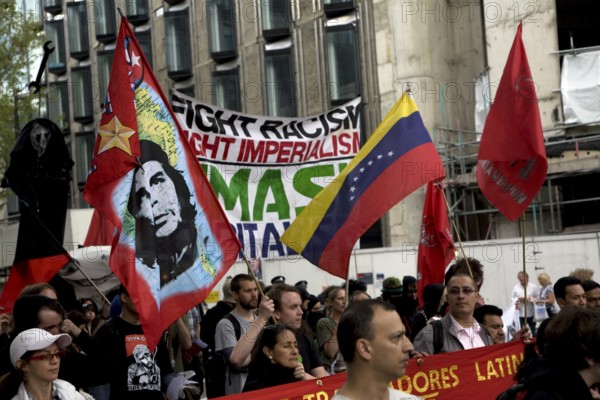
[241,253,277,324]
[439,181,473,279]
[347,251,356,307]
[69,258,111,304]
[521,214,527,324]
[241,253,264,295]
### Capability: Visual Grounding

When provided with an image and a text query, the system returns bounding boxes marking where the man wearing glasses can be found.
[473,305,532,344]
[413,273,493,354]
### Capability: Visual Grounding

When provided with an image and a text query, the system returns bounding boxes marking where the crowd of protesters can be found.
[1,260,600,399]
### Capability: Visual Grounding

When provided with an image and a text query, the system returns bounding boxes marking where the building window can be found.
[324,0,354,17]
[71,67,94,124]
[165,9,192,81]
[207,0,237,62]
[264,47,295,117]
[47,81,69,131]
[23,0,44,25]
[94,0,117,43]
[261,1,289,42]
[213,69,240,111]
[164,0,184,4]
[43,0,62,15]
[136,30,153,68]
[326,23,360,105]
[45,20,66,75]
[97,51,114,105]
[174,86,195,98]
[75,131,95,185]
[67,2,90,60]
[125,0,149,26]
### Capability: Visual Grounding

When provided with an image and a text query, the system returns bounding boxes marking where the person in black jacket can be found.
[506,306,600,400]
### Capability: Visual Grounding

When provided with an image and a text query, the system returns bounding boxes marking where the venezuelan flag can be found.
[281,92,445,279]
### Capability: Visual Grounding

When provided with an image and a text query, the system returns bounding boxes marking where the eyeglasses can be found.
[26,349,67,362]
[447,287,476,296]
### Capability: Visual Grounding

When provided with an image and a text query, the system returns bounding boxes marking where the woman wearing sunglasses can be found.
[9,328,92,400]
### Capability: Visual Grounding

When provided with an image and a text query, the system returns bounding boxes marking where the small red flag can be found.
[416,181,455,306]
[83,209,114,247]
[476,22,547,221]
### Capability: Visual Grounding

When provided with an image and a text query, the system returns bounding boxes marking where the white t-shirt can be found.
[332,388,423,400]
[512,282,540,318]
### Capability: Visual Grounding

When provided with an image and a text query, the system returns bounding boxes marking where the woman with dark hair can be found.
[501,306,600,399]
[10,328,91,399]
[410,284,446,341]
[242,325,305,392]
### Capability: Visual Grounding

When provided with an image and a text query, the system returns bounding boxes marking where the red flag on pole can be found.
[84,209,114,247]
[476,22,547,221]
[83,18,241,350]
[416,181,455,306]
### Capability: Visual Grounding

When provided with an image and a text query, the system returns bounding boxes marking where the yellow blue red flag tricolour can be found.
[281,92,445,279]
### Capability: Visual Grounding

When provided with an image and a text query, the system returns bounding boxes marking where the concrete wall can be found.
[375,0,486,246]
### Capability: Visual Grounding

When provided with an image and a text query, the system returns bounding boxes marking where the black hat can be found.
[271,275,285,284]
[298,288,310,302]
[295,280,308,289]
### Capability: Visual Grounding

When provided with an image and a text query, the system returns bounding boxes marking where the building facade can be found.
[3,0,599,268]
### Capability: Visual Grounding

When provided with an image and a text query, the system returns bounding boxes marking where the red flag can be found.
[476,22,547,221]
[0,118,73,311]
[83,18,241,350]
[84,209,114,247]
[416,181,455,306]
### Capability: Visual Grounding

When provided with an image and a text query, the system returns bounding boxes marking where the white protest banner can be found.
[172,93,361,259]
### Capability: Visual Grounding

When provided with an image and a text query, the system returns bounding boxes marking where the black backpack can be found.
[203,314,242,398]
[432,320,444,354]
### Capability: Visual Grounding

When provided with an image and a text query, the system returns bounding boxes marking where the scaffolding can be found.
[435,125,600,242]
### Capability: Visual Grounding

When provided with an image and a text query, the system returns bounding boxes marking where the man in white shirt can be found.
[332,299,422,400]
[511,271,540,336]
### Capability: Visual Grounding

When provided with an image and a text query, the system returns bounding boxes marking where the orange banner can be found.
[215,341,525,400]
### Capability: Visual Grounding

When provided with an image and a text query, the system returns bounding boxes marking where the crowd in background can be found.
[1,259,600,399]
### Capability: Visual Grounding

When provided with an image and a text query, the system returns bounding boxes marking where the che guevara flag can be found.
[476,22,547,221]
[416,181,455,306]
[0,119,73,311]
[83,18,241,350]
[281,92,445,279]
